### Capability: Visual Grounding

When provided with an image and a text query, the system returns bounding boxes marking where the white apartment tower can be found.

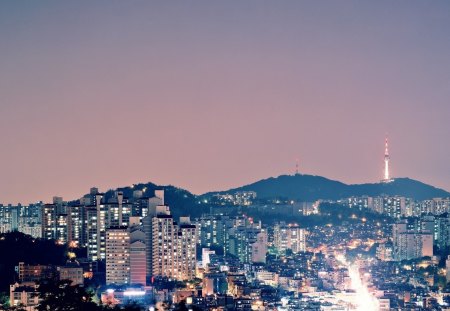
[146,191,198,281]
[152,214,177,278]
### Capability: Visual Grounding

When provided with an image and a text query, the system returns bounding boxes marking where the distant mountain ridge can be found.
[70,175,449,217]
[204,174,450,201]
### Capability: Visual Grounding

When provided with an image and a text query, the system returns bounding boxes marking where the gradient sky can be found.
[1,1,449,204]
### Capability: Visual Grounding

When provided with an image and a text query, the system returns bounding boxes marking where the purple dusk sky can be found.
[0,1,449,204]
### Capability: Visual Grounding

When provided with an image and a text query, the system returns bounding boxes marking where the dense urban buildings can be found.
[2,160,450,310]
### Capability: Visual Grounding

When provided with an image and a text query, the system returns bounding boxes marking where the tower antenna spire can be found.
[295,158,299,175]
[383,135,392,182]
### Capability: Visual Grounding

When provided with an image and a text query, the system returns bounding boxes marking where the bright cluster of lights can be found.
[123,290,146,296]
[348,265,379,311]
[336,254,379,311]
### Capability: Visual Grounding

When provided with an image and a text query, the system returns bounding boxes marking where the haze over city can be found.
[1,1,449,203]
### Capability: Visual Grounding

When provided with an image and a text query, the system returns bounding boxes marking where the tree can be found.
[104,303,143,311]
[36,280,99,311]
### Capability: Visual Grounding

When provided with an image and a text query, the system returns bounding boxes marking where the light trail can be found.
[336,254,379,311]
[348,264,379,311]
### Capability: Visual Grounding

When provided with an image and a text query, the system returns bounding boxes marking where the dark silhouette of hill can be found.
[69,175,449,216]
[204,174,450,201]
[0,231,67,292]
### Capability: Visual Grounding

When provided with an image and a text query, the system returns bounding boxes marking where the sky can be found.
[0,1,449,204]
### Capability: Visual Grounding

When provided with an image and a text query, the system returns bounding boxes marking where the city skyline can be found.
[1,1,450,203]
[1,3,450,310]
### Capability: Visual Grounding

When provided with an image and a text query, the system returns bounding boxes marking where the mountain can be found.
[204,174,450,201]
[71,174,448,216]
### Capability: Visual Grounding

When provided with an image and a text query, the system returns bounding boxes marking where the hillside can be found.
[74,182,207,218]
[204,174,450,201]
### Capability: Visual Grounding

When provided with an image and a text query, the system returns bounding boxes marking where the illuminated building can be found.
[273,223,306,254]
[41,203,68,244]
[202,272,228,297]
[86,191,133,261]
[106,192,132,228]
[251,230,268,263]
[18,223,41,239]
[195,214,234,254]
[55,213,68,244]
[211,191,257,206]
[41,204,57,240]
[101,287,148,306]
[144,190,197,281]
[376,243,394,261]
[152,213,177,278]
[106,227,130,285]
[67,205,85,247]
[10,282,39,310]
[177,217,197,280]
[143,190,164,280]
[435,214,450,250]
[229,226,263,263]
[129,218,146,286]
[17,262,55,283]
[392,221,433,261]
[86,194,106,261]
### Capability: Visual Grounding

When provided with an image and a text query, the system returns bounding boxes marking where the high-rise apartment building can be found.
[229,226,262,264]
[106,192,132,228]
[177,218,197,280]
[435,214,450,251]
[251,230,268,264]
[273,223,306,254]
[152,214,177,278]
[41,204,57,240]
[145,191,198,281]
[143,192,164,282]
[129,218,146,286]
[392,221,433,261]
[67,205,85,247]
[41,204,69,244]
[106,227,130,285]
[86,194,106,261]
